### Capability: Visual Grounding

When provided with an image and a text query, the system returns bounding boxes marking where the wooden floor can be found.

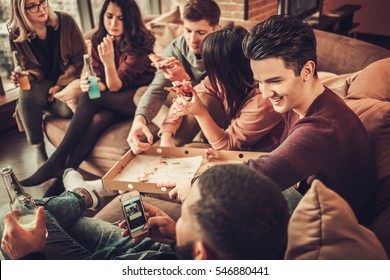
[0,127,56,209]
[0,127,98,209]
[0,128,53,260]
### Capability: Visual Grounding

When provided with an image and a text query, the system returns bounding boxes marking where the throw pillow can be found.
[146,6,184,55]
[345,98,390,182]
[285,179,388,260]
[318,71,360,98]
[347,57,390,101]
[148,5,182,25]
[53,81,84,113]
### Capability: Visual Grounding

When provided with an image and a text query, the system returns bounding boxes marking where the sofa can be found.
[43,9,390,258]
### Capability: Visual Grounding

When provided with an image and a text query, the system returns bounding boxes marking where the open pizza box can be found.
[102,146,265,195]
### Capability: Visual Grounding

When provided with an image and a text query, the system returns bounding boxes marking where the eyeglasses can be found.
[25,0,48,13]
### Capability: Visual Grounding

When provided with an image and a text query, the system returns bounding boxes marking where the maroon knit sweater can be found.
[90,34,155,90]
[245,88,377,225]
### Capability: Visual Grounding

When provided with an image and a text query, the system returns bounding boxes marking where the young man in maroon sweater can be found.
[240,15,377,225]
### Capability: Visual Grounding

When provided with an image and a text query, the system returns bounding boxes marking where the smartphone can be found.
[120,191,149,238]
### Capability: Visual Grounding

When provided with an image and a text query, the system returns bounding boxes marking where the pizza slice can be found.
[164,80,193,100]
[148,53,176,70]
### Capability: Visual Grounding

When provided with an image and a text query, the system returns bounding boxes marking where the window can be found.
[90,0,105,27]
[0,1,14,93]
[50,0,82,27]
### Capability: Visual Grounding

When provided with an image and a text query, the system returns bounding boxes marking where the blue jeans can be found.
[0,191,173,260]
[282,187,302,215]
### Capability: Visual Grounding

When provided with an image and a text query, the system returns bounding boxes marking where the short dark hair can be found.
[201,25,252,120]
[242,15,317,76]
[183,0,221,27]
[193,164,289,260]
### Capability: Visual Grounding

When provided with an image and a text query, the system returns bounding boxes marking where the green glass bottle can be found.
[83,54,101,99]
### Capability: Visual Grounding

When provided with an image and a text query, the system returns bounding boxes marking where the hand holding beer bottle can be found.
[2,206,47,260]
[1,166,38,230]
[11,51,31,91]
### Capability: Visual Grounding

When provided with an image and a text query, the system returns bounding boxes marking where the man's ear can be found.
[193,241,210,260]
[302,60,316,81]
[214,23,221,31]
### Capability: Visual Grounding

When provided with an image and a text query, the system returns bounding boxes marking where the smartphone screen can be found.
[122,195,147,234]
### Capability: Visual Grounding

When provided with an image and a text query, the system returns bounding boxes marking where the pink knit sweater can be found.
[159,77,284,151]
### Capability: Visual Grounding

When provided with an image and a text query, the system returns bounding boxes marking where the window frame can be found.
[0,79,4,95]
[77,0,94,32]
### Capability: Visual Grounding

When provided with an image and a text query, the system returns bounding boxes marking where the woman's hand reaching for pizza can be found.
[173,89,206,117]
[161,59,191,82]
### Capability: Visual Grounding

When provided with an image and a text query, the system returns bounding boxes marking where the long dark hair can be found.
[93,0,155,54]
[202,25,254,120]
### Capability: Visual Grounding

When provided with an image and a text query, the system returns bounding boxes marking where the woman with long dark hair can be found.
[8,0,86,166]
[159,25,283,151]
[21,0,156,186]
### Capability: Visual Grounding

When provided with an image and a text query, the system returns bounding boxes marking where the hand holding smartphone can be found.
[120,191,148,238]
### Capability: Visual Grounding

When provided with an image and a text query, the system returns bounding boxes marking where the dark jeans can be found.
[18,79,73,145]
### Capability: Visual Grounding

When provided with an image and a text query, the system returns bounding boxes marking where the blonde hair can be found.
[7,0,59,42]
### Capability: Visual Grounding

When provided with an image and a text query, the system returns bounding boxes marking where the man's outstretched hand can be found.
[127,115,154,154]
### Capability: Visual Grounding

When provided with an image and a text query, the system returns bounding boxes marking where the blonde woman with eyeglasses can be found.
[7,0,86,167]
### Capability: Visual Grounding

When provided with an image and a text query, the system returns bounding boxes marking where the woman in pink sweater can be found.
[159,25,284,151]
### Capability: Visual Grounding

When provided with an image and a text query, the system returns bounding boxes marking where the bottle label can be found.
[88,76,101,99]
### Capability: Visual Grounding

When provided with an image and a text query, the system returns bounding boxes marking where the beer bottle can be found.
[1,166,38,230]
[12,51,31,91]
[82,54,101,99]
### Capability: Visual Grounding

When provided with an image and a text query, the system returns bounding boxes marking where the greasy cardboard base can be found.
[102,146,265,195]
